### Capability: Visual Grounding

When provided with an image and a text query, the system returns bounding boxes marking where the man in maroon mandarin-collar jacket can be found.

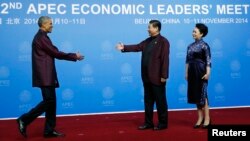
[117,20,170,130]
[17,16,84,138]
[32,29,77,88]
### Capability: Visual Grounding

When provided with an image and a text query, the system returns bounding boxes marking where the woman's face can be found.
[192,27,203,40]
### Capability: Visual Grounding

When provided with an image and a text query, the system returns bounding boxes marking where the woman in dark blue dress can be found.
[185,23,211,129]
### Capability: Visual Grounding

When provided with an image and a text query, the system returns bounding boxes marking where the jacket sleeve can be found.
[39,36,77,61]
[160,39,170,79]
[122,40,146,52]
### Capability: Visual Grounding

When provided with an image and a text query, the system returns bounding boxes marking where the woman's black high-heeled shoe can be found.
[202,120,211,129]
[193,119,204,129]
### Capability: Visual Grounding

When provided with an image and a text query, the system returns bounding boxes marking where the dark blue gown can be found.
[186,39,211,106]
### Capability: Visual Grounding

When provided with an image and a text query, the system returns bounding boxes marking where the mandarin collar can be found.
[195,38,203,43]
[39,29,48,35]
[150,33,160,39]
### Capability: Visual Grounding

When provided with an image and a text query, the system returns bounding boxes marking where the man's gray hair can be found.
[38,16,51,27]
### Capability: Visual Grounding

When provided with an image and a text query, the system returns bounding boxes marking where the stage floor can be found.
[1,107,250,141]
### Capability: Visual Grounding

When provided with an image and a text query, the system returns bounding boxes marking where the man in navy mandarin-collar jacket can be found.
[117,20,170,130]
[17,16,84,138]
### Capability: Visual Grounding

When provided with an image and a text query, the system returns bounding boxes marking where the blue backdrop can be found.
[1,0,250,118]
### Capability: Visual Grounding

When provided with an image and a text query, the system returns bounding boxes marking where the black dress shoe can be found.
[44,131,65,138]
[16,118,27,138]
[153,126,167,131]
[202,120,211,129]
[193,119,204,129]
[138,125,154,130]
[193,124,201,129]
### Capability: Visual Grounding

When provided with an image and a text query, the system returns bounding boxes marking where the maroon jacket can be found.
[32,29,77,88]
[122,34,170,85]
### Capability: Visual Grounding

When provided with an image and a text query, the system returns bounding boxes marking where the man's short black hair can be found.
[149,20,161,31]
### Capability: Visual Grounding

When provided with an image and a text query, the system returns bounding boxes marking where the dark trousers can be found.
[19,87,56,133]
[143,82,168,127]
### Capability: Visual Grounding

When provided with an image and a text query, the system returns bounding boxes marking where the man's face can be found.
[42,19,53,33]
[147,24,158,37]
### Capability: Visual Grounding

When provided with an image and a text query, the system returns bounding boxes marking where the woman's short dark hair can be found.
[195,23,208,37]
[149,20,161,31]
